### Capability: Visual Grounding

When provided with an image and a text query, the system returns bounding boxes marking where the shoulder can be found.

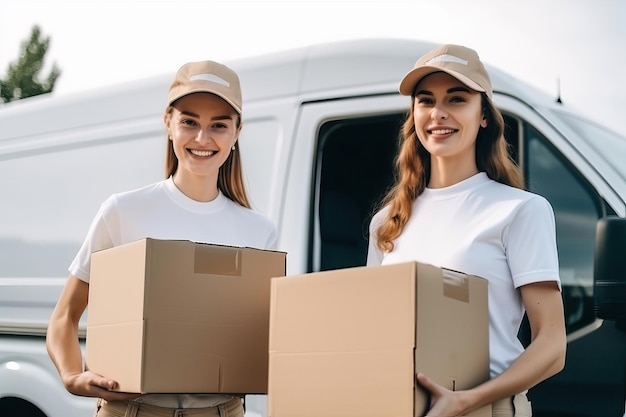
[101,180,166,208]
[112,180,166,201]
[482,181,556,231]
[369,204,390,232]
[484,179,553,209]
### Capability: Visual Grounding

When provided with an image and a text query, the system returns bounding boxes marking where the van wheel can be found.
[0,397,47,417]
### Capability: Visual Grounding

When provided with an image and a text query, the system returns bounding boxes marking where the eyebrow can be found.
[179,110,234,120]
[414,86,473,96]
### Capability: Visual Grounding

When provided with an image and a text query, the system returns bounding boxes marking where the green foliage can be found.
[0,25,61,103]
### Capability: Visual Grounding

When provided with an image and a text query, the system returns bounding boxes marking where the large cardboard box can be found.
[268,262,490,417]
[86,238,286,394]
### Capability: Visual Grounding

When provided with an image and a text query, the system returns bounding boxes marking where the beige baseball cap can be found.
[167,60,242,114]
[399,44,492,99]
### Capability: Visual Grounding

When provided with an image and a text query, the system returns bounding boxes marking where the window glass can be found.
[315,114,403,271]
[524,123,601,333]
[552,110,626,180]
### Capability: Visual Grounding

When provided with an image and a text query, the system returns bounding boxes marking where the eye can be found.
[180,118,198,126]
[450,96,467,103]
[212,122,229,129]
[416,96,434,106]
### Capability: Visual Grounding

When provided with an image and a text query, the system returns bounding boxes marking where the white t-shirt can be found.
[70,177,278,408]
[367,172,560,378]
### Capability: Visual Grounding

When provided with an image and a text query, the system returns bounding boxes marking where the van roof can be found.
[234,38,554,105]
[0,38,556,144]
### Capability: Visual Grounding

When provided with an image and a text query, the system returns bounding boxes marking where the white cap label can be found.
[189,73,230,87]
[427,54,468,66]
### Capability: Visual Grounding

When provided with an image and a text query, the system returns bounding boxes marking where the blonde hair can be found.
[163,107,251,209]
[375,93,523,252]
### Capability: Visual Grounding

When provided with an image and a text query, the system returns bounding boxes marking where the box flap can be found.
[88,239,149,326]
[270,262,416,352]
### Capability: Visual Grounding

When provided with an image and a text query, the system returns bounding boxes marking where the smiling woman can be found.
[45,59,278,417]
[368,44,567,417]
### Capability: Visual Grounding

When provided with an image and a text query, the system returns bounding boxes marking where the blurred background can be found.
[1,0,625,136]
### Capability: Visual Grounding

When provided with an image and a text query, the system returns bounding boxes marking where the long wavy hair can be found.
[375,93,524,252]
[163,106,251,209]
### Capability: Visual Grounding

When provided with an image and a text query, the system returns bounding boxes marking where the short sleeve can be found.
[505,195,561,289]
[68,197,118,282]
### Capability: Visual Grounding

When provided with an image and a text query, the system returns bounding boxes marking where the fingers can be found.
[68,371,140,399]
[88,374,140,400]
[416,372,436,391]
[91,374,118,391]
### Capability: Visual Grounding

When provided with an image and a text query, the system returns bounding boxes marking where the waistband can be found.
[97,396,242,417]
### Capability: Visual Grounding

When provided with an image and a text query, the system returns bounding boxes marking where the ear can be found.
[480,114,488,128]
[234,122,243,144]
[163,114,172,140]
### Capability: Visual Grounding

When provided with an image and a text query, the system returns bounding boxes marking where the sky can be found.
[1,0,625,136]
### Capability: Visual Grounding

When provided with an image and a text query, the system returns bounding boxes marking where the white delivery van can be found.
[0,39,625,417]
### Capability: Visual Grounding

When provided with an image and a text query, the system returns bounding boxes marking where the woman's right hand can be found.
[64,370,141,401]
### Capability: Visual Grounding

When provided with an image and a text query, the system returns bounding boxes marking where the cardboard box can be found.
[268,262,490,417]
[85,238,286,394]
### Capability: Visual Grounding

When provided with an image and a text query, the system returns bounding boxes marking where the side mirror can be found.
[594,216,626,321]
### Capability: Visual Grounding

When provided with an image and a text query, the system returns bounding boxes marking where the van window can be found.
[523,123,602,333]
[315,114,403,271]
[553,110,626,180]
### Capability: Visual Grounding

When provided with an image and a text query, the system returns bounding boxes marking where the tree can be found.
[0,25,61,103]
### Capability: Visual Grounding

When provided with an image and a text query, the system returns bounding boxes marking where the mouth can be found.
[428,128,457,135]
[188,149,217,157]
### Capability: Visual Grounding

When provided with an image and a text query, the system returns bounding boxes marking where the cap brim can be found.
[399,66,485,96]
[169,88,242,114]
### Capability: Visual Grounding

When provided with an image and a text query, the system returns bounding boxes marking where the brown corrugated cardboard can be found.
[268,262,490,417]
[86,238,286,394]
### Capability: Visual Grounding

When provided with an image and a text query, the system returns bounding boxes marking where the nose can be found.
[195,128,212,144]
[431,106,448,120]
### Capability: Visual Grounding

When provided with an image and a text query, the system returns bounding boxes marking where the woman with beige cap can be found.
[46,60,276,416]
[367,44,566,416]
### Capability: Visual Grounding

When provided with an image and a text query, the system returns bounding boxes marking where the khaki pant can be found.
[94,393,527,417]
[492,391,532,417]
[94,397,244,417]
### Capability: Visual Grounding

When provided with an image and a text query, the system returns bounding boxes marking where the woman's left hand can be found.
[417,372,470,417]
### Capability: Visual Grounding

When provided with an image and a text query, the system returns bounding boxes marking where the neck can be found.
[428,157,479,189]
[172,172,219,202]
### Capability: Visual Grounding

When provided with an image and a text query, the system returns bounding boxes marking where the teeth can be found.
[431,129,455,135]
[190,149,215,157]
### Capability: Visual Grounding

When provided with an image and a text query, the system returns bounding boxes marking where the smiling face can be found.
[413,71,486,171]
[165,92,241,186]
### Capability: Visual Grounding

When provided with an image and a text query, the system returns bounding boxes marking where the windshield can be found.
[552,110,626,180]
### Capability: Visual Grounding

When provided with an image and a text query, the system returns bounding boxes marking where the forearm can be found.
[46,313,85,386]
[462,330,566,413]
[46,275,90,387]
